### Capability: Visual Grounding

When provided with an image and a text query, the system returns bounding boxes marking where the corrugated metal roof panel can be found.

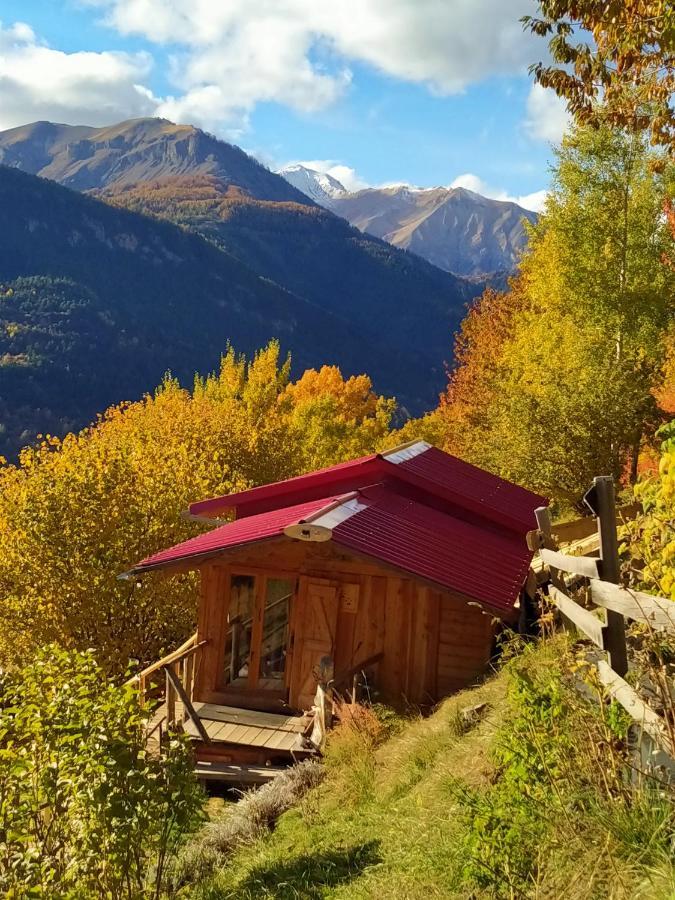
[132,481,532,612]
[134,496,341,572]
[332,486,532,612]
[397,446,547,532]
[188,442,547,532]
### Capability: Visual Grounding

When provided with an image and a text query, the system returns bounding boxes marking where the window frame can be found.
[215,566,297,700]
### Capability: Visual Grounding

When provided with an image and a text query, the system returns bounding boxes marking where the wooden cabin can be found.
[128,441,546,783]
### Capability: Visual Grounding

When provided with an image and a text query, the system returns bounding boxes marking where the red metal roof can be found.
[131,477,537,613]
[133,496,341,572]
[330,486,532,613]
[188,441,547,534]
[395,446,546,532]
[189,453,383,520]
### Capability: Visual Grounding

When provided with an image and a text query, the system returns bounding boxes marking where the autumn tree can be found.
[281,365,395,471]
[524,1,675,150]
[440,282,528,460]
[0,342,395,674]
[441,124,674,505]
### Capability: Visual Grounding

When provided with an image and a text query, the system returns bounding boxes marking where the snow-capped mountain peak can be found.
[279,164,347,204]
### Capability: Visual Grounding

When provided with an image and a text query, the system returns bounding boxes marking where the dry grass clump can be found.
[170,759,324,888]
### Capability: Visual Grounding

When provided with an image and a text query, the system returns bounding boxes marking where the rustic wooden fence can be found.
[532,475,675,766]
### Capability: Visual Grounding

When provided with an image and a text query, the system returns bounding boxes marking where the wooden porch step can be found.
[194,760,288,785]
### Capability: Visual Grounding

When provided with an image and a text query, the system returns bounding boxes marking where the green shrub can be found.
[0,645,204,897]
[447,640,675,897]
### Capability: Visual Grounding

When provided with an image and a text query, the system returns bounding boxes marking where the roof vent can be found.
[283,523,332,542]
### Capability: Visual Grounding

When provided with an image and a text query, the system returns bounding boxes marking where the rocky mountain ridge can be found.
[280,164,537,276]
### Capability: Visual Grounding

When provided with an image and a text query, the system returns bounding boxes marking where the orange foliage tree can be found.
[440,283,528,462]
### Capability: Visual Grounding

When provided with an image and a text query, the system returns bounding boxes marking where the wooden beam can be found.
[591,476,628,676]
[548,586,606,649]
[540,548,601,580]
[590,581,675,634]
[164,664,211,743]
[133,635,205,684]
[535,507,567,592]
[596,660,674,756]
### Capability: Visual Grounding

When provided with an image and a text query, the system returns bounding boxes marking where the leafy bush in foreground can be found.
[625,421,675,599]
[0,645,203,898]
[450,639,674,897]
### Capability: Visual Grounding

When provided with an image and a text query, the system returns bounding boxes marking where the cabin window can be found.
[259,578,292,684]
[221,572,293,693]
[223,574,255,686]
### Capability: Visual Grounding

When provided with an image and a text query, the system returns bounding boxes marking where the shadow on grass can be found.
[232,840,382,899]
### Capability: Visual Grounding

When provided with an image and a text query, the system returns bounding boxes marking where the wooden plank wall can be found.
[436,599,495,697]
[194,538,496,708]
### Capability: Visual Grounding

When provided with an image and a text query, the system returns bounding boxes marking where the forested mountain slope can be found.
[95,175,477,387]
[0,166,414,458]
[0,119,478,439]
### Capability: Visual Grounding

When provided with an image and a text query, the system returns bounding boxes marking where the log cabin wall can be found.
[193,536,496,709]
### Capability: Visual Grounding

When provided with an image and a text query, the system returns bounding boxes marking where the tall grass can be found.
[186,636,675,899]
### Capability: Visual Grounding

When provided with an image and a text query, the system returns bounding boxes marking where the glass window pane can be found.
[259,578,292,683]
[223,575,255,686]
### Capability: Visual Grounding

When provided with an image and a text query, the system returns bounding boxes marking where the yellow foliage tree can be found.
[0,342,394,674]
[281,365,395,471]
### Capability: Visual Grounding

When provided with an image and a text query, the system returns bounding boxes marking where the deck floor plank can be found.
[192,702,306,732]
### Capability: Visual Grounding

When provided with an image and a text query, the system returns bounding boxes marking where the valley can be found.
[0,117,489,457]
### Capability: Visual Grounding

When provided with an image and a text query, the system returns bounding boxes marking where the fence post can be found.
[585,475,628,676]
[535,506,566,592]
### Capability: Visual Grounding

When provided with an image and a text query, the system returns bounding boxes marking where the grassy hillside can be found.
[181,637,675,899]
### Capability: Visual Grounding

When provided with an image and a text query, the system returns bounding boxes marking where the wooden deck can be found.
[147,698,315,776]
[183,701,312,753]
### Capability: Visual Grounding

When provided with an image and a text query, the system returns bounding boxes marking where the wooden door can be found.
[290,578,340,710]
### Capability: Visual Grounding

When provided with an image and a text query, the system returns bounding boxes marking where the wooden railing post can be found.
[166,663,176,727]
[535,506,566,592]
[585,476,628,676]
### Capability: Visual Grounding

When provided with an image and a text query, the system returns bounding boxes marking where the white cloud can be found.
[523,83,571,143]
[516,188,548,213]
[450,173,547,212]
[450,173,489,194]
[79,0,539,132]
[0,19,156,131]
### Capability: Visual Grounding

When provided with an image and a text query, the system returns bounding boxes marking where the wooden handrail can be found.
[590,581,675,634]
[164,664,211,743]
[548,586,606,649]
[130,633,205,687]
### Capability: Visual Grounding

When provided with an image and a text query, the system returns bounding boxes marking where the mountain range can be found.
[280,164,537,277]
[0,118,480,457]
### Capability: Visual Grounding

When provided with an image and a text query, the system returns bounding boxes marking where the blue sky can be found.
[0,1,570,209]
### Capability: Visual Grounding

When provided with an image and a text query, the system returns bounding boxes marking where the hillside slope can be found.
[0,167,407,458]
[0,118,478,417]
[181,638,675,899]
[96,175,477,399]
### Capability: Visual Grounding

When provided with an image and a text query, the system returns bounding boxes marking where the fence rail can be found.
[534,478,675,764]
